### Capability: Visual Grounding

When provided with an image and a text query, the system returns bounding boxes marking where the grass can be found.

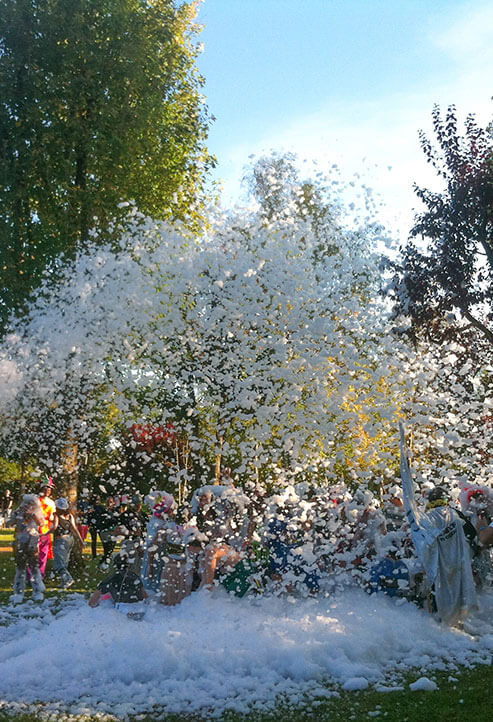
[0,527,105,603]
[0,528,491,721]
[0,666,490,722]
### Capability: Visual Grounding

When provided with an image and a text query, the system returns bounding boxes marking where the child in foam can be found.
[89,552,148,618]
[368,533,411,598]
[8,494,46,603]
[192,485,251,591]
[142,492,176,587]
[460,487,493,583]
[52,498,84,589]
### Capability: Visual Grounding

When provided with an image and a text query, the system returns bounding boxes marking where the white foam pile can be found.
[0,587,492,719]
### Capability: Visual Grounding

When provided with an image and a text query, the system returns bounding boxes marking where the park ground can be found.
[0,528,491,722]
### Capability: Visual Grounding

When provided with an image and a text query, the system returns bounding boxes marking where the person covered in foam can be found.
[89,551,148,618]
[399,423,478,624]
[8,494,46,603]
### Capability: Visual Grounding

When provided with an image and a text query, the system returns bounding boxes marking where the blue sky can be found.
[196,0,493,239]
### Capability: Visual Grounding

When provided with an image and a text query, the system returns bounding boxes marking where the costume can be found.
[38,495,56,576]
[399,424,477,624]
[8,496,46,601]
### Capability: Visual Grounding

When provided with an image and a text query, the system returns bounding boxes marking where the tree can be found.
[2,182,491,511]
[391,105,493,344]
[243,153,341,261]
[0,187,403,500]
[0,0,215,332]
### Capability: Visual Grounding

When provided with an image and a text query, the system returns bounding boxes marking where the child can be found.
[89,552,148,618]
[367,534,410,598]
[52,497,84,589]
[7,494,46,603]
[142,494,176,588]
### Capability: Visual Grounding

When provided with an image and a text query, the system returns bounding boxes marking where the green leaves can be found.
[0,0,215,333]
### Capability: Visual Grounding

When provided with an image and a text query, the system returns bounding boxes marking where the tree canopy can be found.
[0,0,215,332]
[390,105,493,344]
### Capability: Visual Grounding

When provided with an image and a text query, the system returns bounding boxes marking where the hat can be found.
[427,486,450,504]
[39,476,55,489]
[55,497,69,511]
[153,493,175,517]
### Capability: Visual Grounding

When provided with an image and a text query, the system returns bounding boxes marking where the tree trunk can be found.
[60,430,79,506]
[215,432,223,484]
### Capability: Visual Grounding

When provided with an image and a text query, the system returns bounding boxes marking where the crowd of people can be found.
[5,469,493,624]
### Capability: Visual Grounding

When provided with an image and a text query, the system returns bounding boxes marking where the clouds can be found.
[434,0,493,61]
[205,0,492,242]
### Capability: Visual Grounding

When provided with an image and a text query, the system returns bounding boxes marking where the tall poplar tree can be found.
[0,0,215,331]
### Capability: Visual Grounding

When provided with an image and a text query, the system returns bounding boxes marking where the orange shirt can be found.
[39,496,56,534]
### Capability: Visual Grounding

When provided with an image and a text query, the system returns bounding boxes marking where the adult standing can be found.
[87,494,103,559]
[97,496,119,569]
[37,477,56,577]
[399,424,477,624]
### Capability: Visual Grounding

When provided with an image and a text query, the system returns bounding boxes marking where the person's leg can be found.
[53,537,74,587]
[38,533,51,577]
[12,567,26,597]
[100,530,115,566]
[27,544,46,600]
[200,545,241,589]
[12,544,28,599]
[89,527,98,558]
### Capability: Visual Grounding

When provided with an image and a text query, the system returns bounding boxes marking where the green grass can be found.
[0,528,14,544]
[0,666,491,722]
[0,527,105,603]
[0,528,491,721]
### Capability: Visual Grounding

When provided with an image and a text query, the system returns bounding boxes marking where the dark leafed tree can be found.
[391,105,493,344]
[0,0,215,332]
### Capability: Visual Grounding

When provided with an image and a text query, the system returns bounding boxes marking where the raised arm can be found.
[477,513,493,548]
